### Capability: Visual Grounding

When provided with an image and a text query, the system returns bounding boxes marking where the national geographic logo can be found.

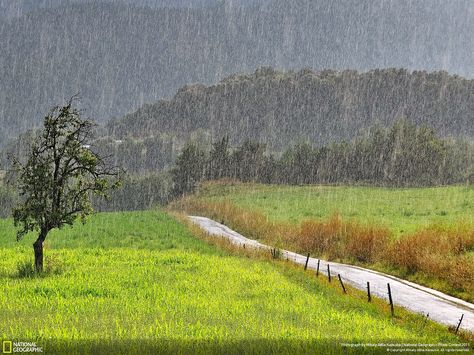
[2,341,12,354]
[2,341,42,353]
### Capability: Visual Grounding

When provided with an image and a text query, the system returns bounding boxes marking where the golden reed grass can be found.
[387,226,474,296]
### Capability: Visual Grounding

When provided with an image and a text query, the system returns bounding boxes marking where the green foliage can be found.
[93,173,171,212]
[16,259,35,278]
[171,142,207,196]
[172,120,474,196]
[206,136,231,180]
[10,100,120,241]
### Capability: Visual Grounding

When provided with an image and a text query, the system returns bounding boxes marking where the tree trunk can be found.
[33,229,47,273]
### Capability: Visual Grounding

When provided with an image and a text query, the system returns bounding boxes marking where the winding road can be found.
[190,216,474,333]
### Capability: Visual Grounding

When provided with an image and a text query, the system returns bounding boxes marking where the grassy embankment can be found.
[175,182,474,303]
[0,210,468,353]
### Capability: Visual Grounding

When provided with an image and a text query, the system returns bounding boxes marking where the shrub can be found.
[299,214,345,259]
[344,222,390,263]
[299,214,390,262]
[44,254,65,275]
[16,255,64,278]
[386,226,474,296]
[449,255,474,293]
[17,259,35,278]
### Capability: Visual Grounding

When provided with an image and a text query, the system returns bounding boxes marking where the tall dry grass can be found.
[172,197,289,244]
[387,226,474,296]
[299,215,390,262]
[174,198,390,263]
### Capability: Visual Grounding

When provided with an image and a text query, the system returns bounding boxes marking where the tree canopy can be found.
[10,100,121,272]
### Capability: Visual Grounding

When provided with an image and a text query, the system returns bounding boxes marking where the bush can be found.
[16,255,64,278]
[299,214,390,262]
[344,222,390,263]
[44,254,65,275]
[299,214,345,259]
[17,260,35,278]
[386,226,474,297]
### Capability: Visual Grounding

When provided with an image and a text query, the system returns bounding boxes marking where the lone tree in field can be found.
[11,99,120,272]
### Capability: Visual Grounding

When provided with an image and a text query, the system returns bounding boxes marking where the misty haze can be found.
[0,1,472,354]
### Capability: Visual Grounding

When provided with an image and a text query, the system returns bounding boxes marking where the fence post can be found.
[387,283,394,317]
[304,253,310,271]
[327,264,331,282]
[316,259,320,277]
[338,274,346,293]
[423,313,429,329]
[455,314,464,334]
[367,282,371,302]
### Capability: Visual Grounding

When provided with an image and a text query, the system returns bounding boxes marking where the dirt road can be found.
[190,216,474,333]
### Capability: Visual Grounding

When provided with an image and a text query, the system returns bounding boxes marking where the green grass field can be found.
[197,183,474,236]
[0,210,466,353]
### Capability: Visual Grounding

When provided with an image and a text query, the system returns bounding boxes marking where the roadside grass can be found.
[175,181,474,302]
[0,210,467,353]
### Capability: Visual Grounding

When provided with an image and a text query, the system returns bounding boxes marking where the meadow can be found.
[0,210,466,354]
[177,182,474,302]
[195,182,474,236]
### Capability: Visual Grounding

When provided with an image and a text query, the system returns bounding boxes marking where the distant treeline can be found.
[172,120,474,196]
[1,120,472,217]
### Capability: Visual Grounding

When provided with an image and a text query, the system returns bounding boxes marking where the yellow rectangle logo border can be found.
[2,341,12,354]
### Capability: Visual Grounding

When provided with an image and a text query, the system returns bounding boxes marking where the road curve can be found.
[190,216,474,333]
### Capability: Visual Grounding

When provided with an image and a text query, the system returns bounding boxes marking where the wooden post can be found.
[387,283,394,317]
[423,313,429,328]
[304,253,310,271]
[327,264,331,282]
[316,259,320,277]
[367,282,371,302]
[455,314,464,334]
[338,274,346,293]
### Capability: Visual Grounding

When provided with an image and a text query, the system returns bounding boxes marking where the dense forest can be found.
[1,0,473,145]
[110,68,474,150]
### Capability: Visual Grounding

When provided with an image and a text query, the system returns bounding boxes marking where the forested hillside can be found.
[109,68,474,149]
[1,0,473,145]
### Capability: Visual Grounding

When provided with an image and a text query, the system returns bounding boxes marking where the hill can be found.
[109,68,474,149]
[1,0,473,145]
